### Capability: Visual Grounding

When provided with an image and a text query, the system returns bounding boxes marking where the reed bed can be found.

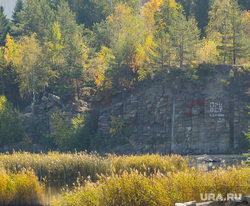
[0,152,188,181]
[53,166,250,206]
[0,151,111,181]
[110,153,188,175]
[0,168,44,206]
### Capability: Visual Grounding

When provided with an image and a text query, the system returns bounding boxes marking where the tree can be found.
[106,3,143,90]
[170,13,200,67]
[0,46,21,106]
[65,32,88,100]
[175,0,195,20]
[12,0,55,41]
[238,0,250,10]
[4,33,51,103]
[12,0,24,25]
[65,0,105,29]
[147,31,172,74]
[50,111,95,151]
[155,0,180,33]
[0,7,10,46]
[193,0,210,38]
[52,0,89,98]
[55,0,79,43]
[198,38,220,63]
[43,21,64,89]
[207,0,248,64]
[0,95,26,147]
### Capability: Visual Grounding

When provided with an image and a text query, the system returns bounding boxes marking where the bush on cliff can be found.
[0,95,26,147]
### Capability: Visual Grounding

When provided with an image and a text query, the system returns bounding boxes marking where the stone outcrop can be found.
[98,65,250,154]
[23,93,89,142]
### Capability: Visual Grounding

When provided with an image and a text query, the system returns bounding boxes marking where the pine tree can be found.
[207,0,248,64]
[148,31,172,73]
[12,0,55,41]
[193,0,210,38]
[170,13,200,67]
[12,0,24,25]
[0,7,10,46]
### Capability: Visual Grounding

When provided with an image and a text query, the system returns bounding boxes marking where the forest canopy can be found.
[0,0,249,105]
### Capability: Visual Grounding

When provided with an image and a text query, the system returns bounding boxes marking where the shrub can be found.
[50,111,98,151]
[0,95,26,147]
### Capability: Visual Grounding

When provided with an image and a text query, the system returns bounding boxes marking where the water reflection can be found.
[188,154,247,170]
[45,180,72,205]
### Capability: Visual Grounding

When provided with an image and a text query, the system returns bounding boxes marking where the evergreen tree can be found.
[155,0,179,33]
[0,7,10,46]
[66,0,105,29]
[175,0,195,20]
[207,0,248,64]
[12,0,24,25]
[238,0,250,10]
[0,95,26,147]
[170,13,200,67]
[52,0,86,98]
[148,31,172,73]
[106,3,143,90]
[193,0,210,38]
[12,0,55,42]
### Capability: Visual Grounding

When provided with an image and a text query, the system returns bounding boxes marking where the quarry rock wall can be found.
[98,65,250,154]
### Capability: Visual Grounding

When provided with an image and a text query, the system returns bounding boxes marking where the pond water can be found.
[44,154,248,205]
[188,154,248,170]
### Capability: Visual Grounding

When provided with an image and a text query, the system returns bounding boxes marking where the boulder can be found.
[41,95,48,102]
[48,93,65,107]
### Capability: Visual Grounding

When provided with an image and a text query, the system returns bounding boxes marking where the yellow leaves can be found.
[0,168,44,205]
[93,46,114,88]
[198,38,220,63]
[13,33,42,69]
[44,22,64,65]
[0,95,7,111]
[72,113,85,129]
[142,0,163,33]
[2,34,16,64]
[107,3,132,27]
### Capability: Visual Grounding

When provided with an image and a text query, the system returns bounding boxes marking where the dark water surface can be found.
[188,154,247,170]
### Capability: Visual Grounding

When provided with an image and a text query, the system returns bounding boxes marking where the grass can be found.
[0,151,110,181]
[0,168,45,205]
[0,152,248,206]
[53,166,250,206]
[0,152,188,181]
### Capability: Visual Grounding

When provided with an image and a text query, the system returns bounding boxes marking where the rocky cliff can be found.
[97,65,250,154]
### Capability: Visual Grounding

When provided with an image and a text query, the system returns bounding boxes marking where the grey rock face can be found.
[98,66,250,154]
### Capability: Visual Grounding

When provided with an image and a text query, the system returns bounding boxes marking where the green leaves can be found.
[0,95,26,146]
[207,0,248,64]
[0,7,10,46]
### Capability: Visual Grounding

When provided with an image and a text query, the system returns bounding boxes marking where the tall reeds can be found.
[0,168,45,206]
[0,152,188,181]
[54,166,250,206]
